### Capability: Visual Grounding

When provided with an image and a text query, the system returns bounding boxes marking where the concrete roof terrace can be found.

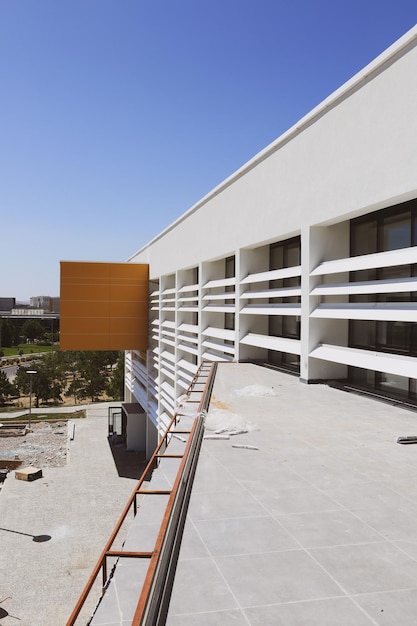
[91,362,417,626]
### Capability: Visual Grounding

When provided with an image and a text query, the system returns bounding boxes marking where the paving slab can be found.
[82,364,417,625]
[0,403,141,626]
[3,364,417,625]
[166,363,417,625]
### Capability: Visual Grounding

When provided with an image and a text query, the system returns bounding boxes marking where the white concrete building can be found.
[126,25,417,449]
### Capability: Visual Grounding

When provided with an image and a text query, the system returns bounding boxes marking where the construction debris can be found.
[0,421,69,469]
[15,467,43,481]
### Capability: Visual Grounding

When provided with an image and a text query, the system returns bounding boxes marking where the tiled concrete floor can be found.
[92,363,417,625]
[0,403,139,626]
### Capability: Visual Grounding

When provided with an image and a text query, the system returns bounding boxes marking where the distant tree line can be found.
[0,316,59,347]
[0,350,125,406]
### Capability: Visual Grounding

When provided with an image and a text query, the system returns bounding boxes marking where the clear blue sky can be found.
[1,1,416,300]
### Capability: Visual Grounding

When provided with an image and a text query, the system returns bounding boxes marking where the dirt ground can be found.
[11,392,106,409]
[0,421,68,469]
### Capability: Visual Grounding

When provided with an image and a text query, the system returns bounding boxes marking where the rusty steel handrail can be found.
[66,361,216,626]
[132,414,205,624]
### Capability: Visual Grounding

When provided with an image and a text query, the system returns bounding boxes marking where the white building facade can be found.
[126,26,417,445]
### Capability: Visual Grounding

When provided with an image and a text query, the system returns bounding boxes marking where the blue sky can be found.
[1,1,417,300]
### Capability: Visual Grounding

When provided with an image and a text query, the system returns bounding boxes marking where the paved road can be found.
[1,364,18,381]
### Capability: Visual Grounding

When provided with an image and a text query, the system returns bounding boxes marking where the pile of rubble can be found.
[0,421,68,469]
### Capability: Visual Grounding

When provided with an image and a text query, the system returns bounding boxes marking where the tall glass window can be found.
[349,198,417,402]
[268,236,301,372]
[224,256,235,339]
[382,211,411,251]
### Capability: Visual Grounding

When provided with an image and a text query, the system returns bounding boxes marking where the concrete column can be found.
[301,221,350,382]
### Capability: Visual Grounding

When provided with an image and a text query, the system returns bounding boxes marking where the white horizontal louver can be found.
[178,359,198,375]
[311,276,417,296]
[177,344,199,356]
[178,284,199,293]
[203,292,236,300]
[240,333,301,354]
[201,350,233,362]
[310,343,417,379]
[241,304,301,316]
[202,327,235,341]
[177,333,198,345]
[202,339,235,355]
[203,277,236,289]
[241,287,301,299]
[202,304,235,313]
[311,302,417,322]
[178,323,198,333]
[311,247,417,276]
[241,266,301,284]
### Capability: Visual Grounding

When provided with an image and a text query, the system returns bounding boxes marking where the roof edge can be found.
[128,24,417,262]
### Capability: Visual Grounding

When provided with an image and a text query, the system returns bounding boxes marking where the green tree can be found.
[14,366,31,396]
[14,366,42,407]
[65,376,85,404]
[0,317,18,347]
[106,353,125,400]
[21,319,45,343]
[0,370,14,405]
[78,353,107,402]
[62,350,120,403]
[14,355,65,407]
[101,351,120,369]
[13,350,123,407]
[36,352,66,404]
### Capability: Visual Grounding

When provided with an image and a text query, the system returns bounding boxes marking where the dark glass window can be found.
[377,321,410,353]
[348,367,416,405]
[225,312,235,331]
[351,220,377,256]
[284,316,300,338]
[382,211,411,251]
[224,256,235,343]
[350,320,376,349]
[270,237,301,271]
[268,350,300,372]
[269,316,283,337]
[377,372,410,398]
[285,240,301,267]
[269,236,301,304]
[270,245,284,271]
[349,198,417,402]
[225,256,235,280]
[268,236,301,372]
[351,198,417,256]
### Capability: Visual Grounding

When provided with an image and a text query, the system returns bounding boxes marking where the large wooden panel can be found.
[60,262,149,351]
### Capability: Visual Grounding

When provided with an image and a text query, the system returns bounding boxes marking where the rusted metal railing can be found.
[132,413,205,624]
[66,361,217,626]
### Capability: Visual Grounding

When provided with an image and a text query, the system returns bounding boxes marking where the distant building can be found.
[0,297,16,312]
[0,296,59,321]
[51,297,60,313]
[30,296,60,313]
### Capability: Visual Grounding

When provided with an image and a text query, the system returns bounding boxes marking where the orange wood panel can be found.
[60,261,149,351]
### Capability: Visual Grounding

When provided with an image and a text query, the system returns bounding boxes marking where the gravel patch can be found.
[0,421,68,469]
